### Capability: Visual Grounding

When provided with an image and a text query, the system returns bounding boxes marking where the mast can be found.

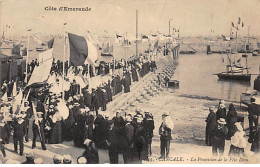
[62,23,67,102]
[25,29,31,84]
[136,9,138,57]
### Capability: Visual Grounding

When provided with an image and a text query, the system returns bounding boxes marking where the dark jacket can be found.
[12,120,26,137]
[159,123,172,140]
[212,125,228,147]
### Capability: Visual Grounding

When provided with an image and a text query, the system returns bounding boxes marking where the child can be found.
[229,122,247,156]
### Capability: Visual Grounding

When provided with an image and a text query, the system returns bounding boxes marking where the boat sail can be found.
[101,41,113,56]
[122,33,132,48]
[214,48,251,82]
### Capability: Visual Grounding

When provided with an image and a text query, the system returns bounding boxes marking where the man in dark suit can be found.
[206,106,217,146]
[125,115,135,163]
[12,115,26,155]
[106,120,119,164]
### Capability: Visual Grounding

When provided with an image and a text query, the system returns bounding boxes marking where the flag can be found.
[1,92,8,102]
[47,38,54,49]
[12,81,17,97]
[27,49,53,85]
[116,34,123,38]
[141,35,148,39]
[22,48,27,56]
[85,40,98,65]
[154,40,159,49]
[12,88,23,114]
[232,22,234,27]
[238,17,241,24]
[11,44,21,56]
[68,33,88,67]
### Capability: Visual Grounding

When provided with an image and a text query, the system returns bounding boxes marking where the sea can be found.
[171,53,260,102]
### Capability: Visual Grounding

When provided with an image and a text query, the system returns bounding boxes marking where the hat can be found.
[25,151,35,158]
[220,103,226,109]
[235,122,244,132]
[162,111,170,116]
[220,99,225,104]
[63,154,72,164]
[77,156,87,164]
[84,139,92,147]
[34,158,43,164]
[217,118,226,125]
[125,115,132,122]
[74,102,80,106]
[209,106,215,111]
[50,105,54,109]
[53,154,63,162]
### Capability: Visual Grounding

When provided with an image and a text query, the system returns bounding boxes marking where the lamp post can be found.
[169,18,173,36]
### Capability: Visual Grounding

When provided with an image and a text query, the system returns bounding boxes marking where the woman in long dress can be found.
[50,112,63,144]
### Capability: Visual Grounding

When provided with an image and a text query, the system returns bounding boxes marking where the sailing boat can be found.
[121,33,131,48]
[214,48,251,81]
[101,41,113,56]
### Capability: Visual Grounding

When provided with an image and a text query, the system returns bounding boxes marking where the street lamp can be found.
[169,18,173,36]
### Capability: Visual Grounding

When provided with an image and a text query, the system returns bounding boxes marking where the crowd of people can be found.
[0,50,163,163]
[206,99,259,156]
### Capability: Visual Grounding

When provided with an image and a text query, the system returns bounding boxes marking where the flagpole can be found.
[67,33,70,67]
[25,29,31,84]
[62,23,67,102]
[136,9,138,57]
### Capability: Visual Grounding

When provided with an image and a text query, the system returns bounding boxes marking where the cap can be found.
[53,154,63,162]
[63,154,72,164]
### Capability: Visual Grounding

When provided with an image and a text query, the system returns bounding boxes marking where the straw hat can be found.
[217,118,226,125]
[63,154,72,164]
[77,156,87,164]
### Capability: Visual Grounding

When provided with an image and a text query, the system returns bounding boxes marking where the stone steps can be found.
[105,55,178,118]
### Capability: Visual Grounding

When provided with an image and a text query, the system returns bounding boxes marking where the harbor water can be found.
[171,53,260,102]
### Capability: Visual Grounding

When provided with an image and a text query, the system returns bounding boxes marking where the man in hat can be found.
[212,118,228,156]
[82,89,91,108]
[112,111,125,128]
[11,115,26,155]
[124,115,135,163]
[70,79,80,96]
[206,106,217,146]
[248,98,259,136]
[159,111,173,160]
[22,101,32,142]
[106,120,119,164]
[90,88,100,116]
[32,112,46,150]
[143,112,155,156]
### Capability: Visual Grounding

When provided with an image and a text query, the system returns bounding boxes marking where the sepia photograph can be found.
[0,0,259,164]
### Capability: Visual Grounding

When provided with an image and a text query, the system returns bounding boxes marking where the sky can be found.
[1,0,260,37]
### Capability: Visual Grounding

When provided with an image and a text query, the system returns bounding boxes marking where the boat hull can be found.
[216,73,251,81]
